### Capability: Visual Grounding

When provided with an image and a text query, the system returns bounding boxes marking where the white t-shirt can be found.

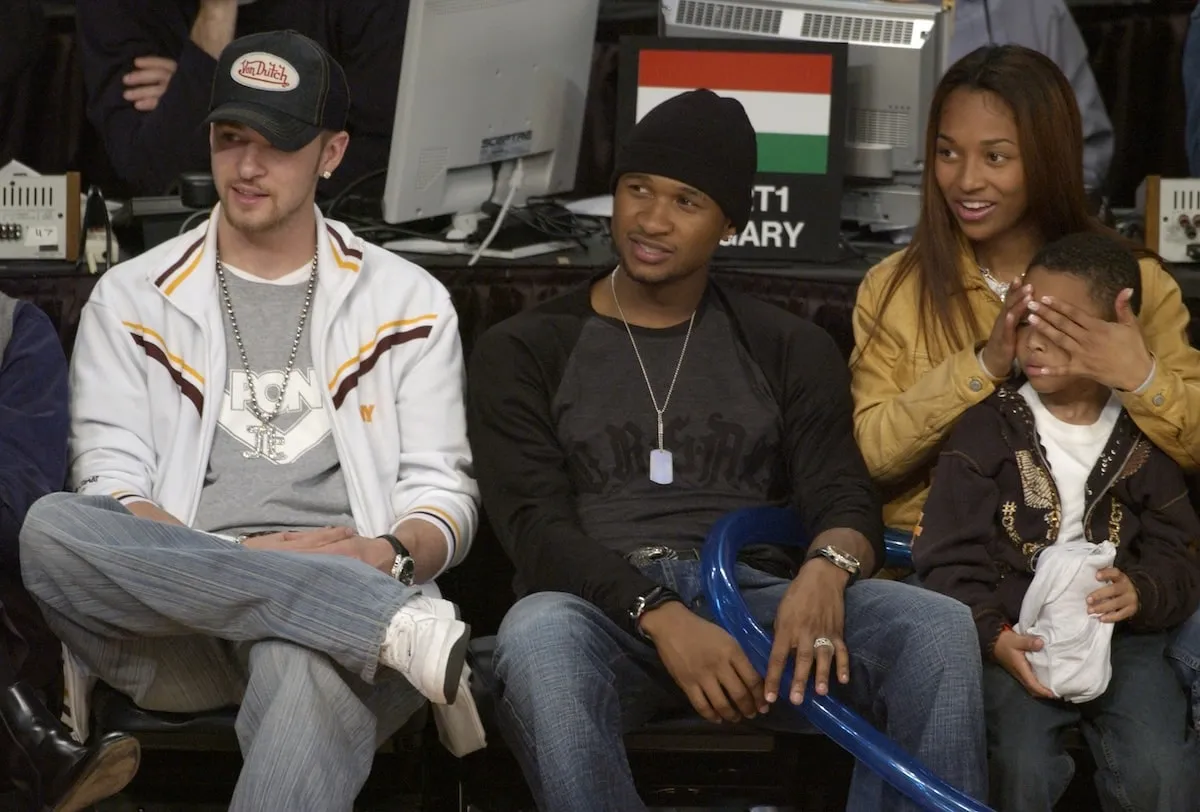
[1019,382,1123,545]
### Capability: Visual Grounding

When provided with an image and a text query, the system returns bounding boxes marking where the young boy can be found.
[914,231,1200,811]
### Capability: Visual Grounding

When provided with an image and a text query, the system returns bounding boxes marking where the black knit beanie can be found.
[612,88,757,229]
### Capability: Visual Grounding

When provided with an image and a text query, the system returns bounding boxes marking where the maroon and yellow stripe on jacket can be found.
[401,506,463,561]
[328,315,437,409]
[153,235,206,295]
[327,224,363,272]
[123,322,205,414]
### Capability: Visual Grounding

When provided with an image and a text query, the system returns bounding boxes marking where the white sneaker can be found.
[432,666,487,757]
[424,595,461,621]
[380,596,470,704]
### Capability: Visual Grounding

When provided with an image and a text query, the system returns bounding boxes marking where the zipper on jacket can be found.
[149,257,224,525]
[1081,440,1139,543]
[1029,434,1063,544]
[186,315,225,526]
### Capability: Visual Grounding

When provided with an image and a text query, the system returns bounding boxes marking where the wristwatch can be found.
[378,533,416,586]
[628,585,682,638]
[811,545,862,586]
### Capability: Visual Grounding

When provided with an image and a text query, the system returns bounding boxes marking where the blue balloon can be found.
[884,528,914,569]
[701,507,992,812]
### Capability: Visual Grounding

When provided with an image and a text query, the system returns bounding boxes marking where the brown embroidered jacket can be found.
[913,381,1200,658]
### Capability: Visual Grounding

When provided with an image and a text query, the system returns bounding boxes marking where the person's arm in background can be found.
[0,0,44,88]
[1040,0,1113,193]
[1184,7,1200,176]
[76,0,239,195]
[931,0,1113,192]
[0,302,69,573]
[322,0,409,197]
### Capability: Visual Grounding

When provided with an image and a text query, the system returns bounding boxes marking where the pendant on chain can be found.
[649,413,673,485]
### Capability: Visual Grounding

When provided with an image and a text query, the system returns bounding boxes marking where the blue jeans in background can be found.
[1167,605,1200,732]
[1183,5,1200,176]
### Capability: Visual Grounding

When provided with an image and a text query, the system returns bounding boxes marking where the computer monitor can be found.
[660,0,950,183]
[381,0,600,256]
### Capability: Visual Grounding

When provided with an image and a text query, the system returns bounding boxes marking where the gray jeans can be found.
[19,492,426,812]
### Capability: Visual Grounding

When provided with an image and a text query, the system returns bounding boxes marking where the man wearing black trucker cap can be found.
[19,31,483,810]
[467,89,989,811]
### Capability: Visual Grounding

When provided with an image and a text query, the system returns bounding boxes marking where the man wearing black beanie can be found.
[467,89,987,811]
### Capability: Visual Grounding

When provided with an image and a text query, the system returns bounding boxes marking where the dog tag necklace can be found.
[610,268,695,485]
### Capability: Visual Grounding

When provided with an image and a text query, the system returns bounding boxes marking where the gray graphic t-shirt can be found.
[192,264,355,536]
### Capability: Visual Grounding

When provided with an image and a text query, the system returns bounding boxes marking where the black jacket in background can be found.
[76,0,408,196]
[0,298,69,698]
[467,278,883,633]
[0,0,46,167]
[0,0,44,89]
[915,382,1200,659]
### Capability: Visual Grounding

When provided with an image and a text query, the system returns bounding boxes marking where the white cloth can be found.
[1016,540,1116,703]
[1019,382,1121,546]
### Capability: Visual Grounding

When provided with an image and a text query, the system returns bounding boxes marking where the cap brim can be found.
[204,102,321,152]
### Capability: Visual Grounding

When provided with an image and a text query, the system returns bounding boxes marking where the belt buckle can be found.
[628,545,677,568]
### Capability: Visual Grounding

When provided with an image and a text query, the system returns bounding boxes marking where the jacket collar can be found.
[992,381,1143,519]
[148,204,366,322]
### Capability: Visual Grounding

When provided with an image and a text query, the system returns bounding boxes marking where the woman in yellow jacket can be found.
[852,44,1200,534]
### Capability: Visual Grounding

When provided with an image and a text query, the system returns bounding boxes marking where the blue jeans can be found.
[493,560,987,812]
[985,632,1197,812]
[1167,606,1200,732]
[19,493,425,812]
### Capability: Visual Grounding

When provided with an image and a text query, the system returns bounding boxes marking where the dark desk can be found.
[5,240,1199,360]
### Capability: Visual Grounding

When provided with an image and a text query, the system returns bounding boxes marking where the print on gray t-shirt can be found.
[192,267,355,536]
[555,305,784,555]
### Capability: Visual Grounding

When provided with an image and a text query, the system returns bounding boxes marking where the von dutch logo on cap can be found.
[232,52,300,92]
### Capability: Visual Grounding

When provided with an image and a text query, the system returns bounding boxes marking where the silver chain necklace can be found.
[980,265,1011,300]
[215,248,318,460]
[609,268,696,486]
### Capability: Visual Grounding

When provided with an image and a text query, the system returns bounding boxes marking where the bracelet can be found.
[1129,354,1157,395]
[629,586,683,638]
[976,347,1009,382]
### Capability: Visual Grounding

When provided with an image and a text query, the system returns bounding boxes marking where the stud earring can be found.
[321,170,332,179]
